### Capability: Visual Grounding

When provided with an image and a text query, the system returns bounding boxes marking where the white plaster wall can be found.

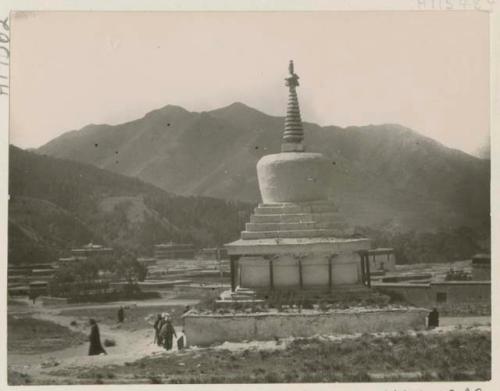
[184,309,428,347]
[301,255,329,287]
[273,255,300,288]
[331,263,358,284]
[239,252,362,289]
[240,257,270,288]
[332,253,360,285]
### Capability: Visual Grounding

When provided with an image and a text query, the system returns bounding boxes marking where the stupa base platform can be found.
[226,237,371,291]
[226,236,370,255]
[183,305,430,347]
[215,285,392,309]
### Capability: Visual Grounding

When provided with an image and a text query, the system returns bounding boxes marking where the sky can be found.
[10,11,490,156]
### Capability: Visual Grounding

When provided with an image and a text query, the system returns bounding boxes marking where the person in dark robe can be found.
[160,317,177,351]
[117,306,124,323]
[153,314,163,346]
[88,319,107,356]
[177,333,184,351]
[428,308,439,328]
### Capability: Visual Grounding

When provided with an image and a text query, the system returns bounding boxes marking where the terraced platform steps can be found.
[216,287,264,307]
[255,286,388,303]
[216,286,390,308]
[241,200,352,240]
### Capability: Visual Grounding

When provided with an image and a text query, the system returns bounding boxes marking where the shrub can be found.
[264,371,281,383]
[103,338,116,347]
[149,376,163,384]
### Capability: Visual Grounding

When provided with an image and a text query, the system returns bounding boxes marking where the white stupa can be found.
[225,61,371,292]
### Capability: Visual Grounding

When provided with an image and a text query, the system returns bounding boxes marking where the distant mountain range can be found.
[9,146,252,264]
[37,102,490,232]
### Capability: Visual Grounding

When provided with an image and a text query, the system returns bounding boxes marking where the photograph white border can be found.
[0,1,497,390]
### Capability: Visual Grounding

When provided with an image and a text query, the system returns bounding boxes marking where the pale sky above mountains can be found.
[10,11,489,156]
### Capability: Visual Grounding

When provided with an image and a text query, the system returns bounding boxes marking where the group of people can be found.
[153,313,182,351]
[87,308,183,356]
[88,305,438,356]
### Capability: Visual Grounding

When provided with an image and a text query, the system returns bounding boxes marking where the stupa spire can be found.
[282,60,305,152]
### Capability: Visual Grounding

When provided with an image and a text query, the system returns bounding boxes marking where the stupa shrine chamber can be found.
[225,61,371,292]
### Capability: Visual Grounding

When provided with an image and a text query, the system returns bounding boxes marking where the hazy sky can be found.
[10,11,489,155]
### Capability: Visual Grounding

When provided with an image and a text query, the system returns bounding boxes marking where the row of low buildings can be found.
[372,253,491,312]
[8,242,230,297]
[153,243,229,261]
[8,243,114,297]
[9,239,491,313]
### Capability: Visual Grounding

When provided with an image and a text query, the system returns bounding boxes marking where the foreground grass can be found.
[7,315,87,354]
[45,329,490,384]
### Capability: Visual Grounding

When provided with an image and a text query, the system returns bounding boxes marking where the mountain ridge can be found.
[37,102,490,232]
[9,145,253,264]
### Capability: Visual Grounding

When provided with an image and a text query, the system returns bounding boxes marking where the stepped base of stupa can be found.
[226,200,370,291]
[242,200,353,240]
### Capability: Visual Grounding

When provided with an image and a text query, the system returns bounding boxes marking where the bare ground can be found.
[8,310,491,385]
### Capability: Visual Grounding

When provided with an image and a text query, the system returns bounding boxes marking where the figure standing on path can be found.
[160,315,177,351]
[88,319,107,356]
[117,306,124,323]
[153,313,164,346]
[428,308,439,328]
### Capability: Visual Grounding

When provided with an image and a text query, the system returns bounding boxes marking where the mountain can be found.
[37,102,490,232]
[9,146,253,264]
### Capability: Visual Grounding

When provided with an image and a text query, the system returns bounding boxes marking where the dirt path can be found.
[8,301,491,385]
[9,298,200,316]
[8,310,184,383]
[439,316,490,327]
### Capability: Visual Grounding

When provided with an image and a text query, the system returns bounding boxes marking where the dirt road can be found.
[8,306,186,383]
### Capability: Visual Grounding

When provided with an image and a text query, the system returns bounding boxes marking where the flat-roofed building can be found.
[367,248,396,272]
[197,248,229,260]
[154,242,196,260]
[472,253,490,281]
[137,257,157,267]
[71,243,113,259]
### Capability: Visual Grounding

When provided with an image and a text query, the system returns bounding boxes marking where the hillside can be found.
[38,102,490,232]
[9,146,253,264]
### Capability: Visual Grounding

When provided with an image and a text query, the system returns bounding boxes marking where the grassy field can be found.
[43,329,490,384]
[7,315,87,354]
[60,304,188,332]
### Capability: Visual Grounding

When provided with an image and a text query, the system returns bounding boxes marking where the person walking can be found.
[117,306,125,323]
[153,313,164,346]
[428,308,439,328]
[160,315,177,351]
[88,319,107,356]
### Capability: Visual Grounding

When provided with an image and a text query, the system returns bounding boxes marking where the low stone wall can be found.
[374,281,491,313]
[184,307,428,347]
[173,284,227,298]
[39,296,69,306]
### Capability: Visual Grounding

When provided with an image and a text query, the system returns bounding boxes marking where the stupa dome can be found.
[257,152,331,203]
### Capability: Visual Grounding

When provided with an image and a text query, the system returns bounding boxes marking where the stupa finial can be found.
[282,60,304,152]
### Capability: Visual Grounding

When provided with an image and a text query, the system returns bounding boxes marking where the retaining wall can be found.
[184,308,428,347]
[39,296,69,306]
